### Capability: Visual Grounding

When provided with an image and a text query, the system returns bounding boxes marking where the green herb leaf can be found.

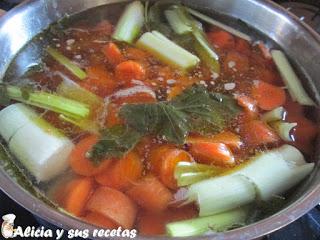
[88,125,142,164]
[0,84,10,106]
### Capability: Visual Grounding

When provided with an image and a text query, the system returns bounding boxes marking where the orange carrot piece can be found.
[86,187,137,229]
[64,177,95,217]
[235,38,251,55]
[126,176,173,212]
[224,51,250,74]
[252,80,286,111]
[189,142,235,166]
[103,42,124,66]
[188,131,243,150]
[69,135,113,177]
[115,60,146,83]
[83,212,119,229]
[240,120,280,147]
[207,30,235,49]
[236,94,258,118]
[95,152,143,190]
[149,147,193,189]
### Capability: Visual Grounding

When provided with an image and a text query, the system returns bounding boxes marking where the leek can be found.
[269,121,297,142]
[6,85,90,120]
[174,162,226,186]
[185,145,314,216]
[47,47,87,80]
[271,50,315,106]
[112,1,144,43]
[165,6,220,73]
[0,104,74,182]
[186,7,252,42]
[166,207,248,237]
[136,31,200,70]
[262,106,286,123]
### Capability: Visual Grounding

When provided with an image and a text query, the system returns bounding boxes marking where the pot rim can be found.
[0,0,319,239]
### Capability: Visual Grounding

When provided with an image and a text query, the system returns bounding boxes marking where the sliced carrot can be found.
[236,94,258,118]
[189,142,235,166]
[188,131,242,150]
[82,66,117,97]
[207,30,235,49]
[149,146,193,189]
[224,51,250,74]
[126,176,173,212]
[252,80,286,111]
[69,135,113,177]
[95,151,143,190]
[83,212,119,229]
[86,186,137,229]
[235,38,251,55]
[240,120,280,147]
[103,42,124,66]
[137,205,197,236]
[64,177,95,217]
[115,60,146,83]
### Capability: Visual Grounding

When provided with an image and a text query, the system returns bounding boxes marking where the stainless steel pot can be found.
[0,0,319,239]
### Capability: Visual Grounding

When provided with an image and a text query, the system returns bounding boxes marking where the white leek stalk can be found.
[166,207,248,237]
[269,121,297,142]
[262,106,286,123]
[0,104,74,182]
[271,50,315,106]
[136,31,200,70]
[186,145,314,216]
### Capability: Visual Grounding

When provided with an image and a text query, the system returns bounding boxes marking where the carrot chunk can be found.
[115,60,146,83]
[188,131,242,150]
[149,147,193,189]
[236,94,258,118]
[207,30,235,49]
[240,120,280,147]
[189,142,235,166]
[103,42,124,66]
[86,187,137,229]
[83,212,119,229]
[64,177,95,217]
[126,176,173,212]
[95,151,143,190]
[252,80,286,111]
[69,135,113,176]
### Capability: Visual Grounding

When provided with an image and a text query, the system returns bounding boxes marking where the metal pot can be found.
[0,0,319,239]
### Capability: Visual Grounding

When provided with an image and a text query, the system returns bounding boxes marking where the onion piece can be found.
[261,106,286,123]
[269,121,297,142]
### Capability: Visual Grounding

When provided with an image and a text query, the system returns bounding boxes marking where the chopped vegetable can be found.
[235,95,258,118]
[86,186,137,228]
[3,85,90,120]
[102,42,124,65]
[112,1,144,43]
[186,145,314,216]
[271,50,315,106]
[83,212,119,229]
[207,30,235,49]
[262,106,286,123]
[115,60,146,82]
[47,47,87,80]
[189,142,235,166]
[69,135,113,176]
[95,151,143,190]
[252,81,286,111]
[186,7,252,42]
[149,146,193,189]
[174,162,226,186]
[164,7,192,35]
[0,104,74,182]
[126,175,173,212]
[166,207,248,237]
[136,31,200,71]
[64,177,94,217]
[240,120,280,147]
[269,121,297,142]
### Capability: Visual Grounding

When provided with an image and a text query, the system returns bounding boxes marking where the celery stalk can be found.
[136,31,200,70]
[112,1,144,43]
[166,207,248,237]
[47,47,87,80]
[164,8,192,35]
[6,86,90,120]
